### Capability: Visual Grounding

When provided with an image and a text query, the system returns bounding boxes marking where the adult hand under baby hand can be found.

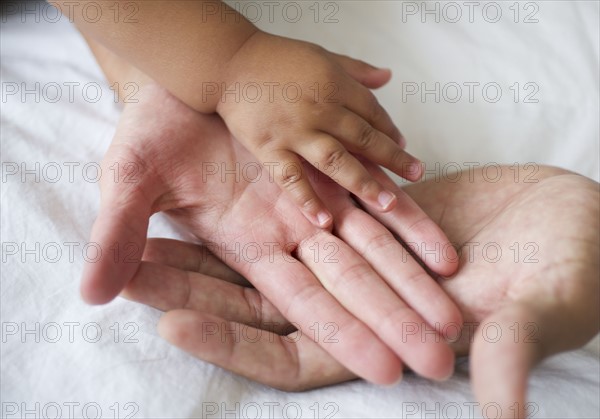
[81,83,461,385]
[126,164,599,419]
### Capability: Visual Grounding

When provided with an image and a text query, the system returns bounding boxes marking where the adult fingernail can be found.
[378,191,397,210]
[383,374,404,388]
[438,365,455,382]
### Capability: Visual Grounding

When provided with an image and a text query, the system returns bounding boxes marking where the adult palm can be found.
[125,161,599,418]
[82,84,463,385]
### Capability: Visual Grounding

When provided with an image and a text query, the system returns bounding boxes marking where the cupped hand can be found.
[218,31,422,227]
[82,83,461,384]
[125,164,599,418]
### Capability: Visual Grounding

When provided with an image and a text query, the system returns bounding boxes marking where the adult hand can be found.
[82,83,461,384]
[124,164,599,418]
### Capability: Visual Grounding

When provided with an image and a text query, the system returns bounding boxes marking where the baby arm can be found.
[52,0,423,228]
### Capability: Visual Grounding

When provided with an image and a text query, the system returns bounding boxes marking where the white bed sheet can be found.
[1,1,599,418]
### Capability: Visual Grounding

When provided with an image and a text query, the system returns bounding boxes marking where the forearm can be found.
[83,34,152,101]
[50,0,258,112]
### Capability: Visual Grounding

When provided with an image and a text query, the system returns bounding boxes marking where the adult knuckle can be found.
[404,216,431,238]
[362,231,397,257]
[282,284,323,320]
[242,287,264,326]
[333,263,372,292]
[403,269,430,285]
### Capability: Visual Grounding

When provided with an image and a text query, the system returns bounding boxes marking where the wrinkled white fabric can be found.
[1,1,598,418]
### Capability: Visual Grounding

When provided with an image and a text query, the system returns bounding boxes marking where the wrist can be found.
[84,35,156,106]
[216,29,269,115]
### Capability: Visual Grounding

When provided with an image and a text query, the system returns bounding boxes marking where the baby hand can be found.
[216,31,422,228]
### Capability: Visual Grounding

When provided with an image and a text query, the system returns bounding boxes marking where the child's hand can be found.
[58,0,417,228]
[217,31,421,228]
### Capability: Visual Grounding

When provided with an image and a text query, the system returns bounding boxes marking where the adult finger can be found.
[122,259,290,333]
[142,238,249,286]
[246,251,404,385]
[471,304,545,419]
[472,293,599,418]
[328,200,463,339]
[359,161,460,277]
[158,310,355,391]
[296,230,455,381]
[80,144,165,304]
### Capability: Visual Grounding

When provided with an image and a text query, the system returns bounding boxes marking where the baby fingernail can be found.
[398,134,407,149]
[317,211,332,227]
[378,191,396,210]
